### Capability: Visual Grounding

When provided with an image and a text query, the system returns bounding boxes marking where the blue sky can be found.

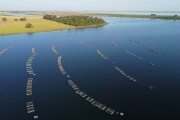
[0,0,180,11]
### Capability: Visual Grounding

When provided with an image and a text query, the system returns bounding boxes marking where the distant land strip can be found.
[91,13,180,20]
[8,11,180,20]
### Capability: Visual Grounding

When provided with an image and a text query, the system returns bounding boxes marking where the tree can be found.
[52,15,57,21]
[2,17,7,21]
[43,15,53,20]
[14,19,18,21]
[25,23,33,28]
[151,14,156,17]
[20,18,26,21]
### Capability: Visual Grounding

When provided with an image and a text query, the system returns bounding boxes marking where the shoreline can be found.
[0,23,107,36]
[0,15,107,36]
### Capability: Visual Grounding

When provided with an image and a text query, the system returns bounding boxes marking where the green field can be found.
[0,16,75,35]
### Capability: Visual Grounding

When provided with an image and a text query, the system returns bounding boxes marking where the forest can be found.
[43,15,107,27]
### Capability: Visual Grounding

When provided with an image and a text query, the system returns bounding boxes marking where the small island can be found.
[0,15,107,36]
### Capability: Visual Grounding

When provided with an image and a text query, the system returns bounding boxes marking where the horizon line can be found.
[1,10,180,13]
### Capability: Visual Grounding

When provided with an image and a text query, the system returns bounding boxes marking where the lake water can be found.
[0,17,180,120]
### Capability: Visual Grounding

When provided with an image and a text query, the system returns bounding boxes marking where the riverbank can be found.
[0,15,107,36]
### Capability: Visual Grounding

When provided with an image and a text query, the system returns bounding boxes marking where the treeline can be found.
[1,17,27,21]
[43,15,107,27]
[90,13,180,20]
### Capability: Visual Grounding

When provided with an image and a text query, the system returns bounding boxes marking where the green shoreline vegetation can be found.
[43,15,107,27]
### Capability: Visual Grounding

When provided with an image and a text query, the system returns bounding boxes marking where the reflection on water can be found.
[0,17,180,120]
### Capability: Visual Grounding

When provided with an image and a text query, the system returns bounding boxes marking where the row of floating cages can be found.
[67,80,124,116]
[52,45,58,54]
[0,46,12,56]
[80,41,94,48]
[129,40,160,54]
[58,56,66,75]
[124,50,143,60]
[96,49,109,60]
[26,48,37,76]
[26,78,33,96]
[26,101,35,114]
[114,66,137,82]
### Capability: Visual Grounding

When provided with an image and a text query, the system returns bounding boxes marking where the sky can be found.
[0,0,180,11]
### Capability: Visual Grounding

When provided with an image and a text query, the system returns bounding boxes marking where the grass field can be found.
[0,16,75,35]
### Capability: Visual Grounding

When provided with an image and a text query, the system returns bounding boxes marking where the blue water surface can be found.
[0,17,180,120]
